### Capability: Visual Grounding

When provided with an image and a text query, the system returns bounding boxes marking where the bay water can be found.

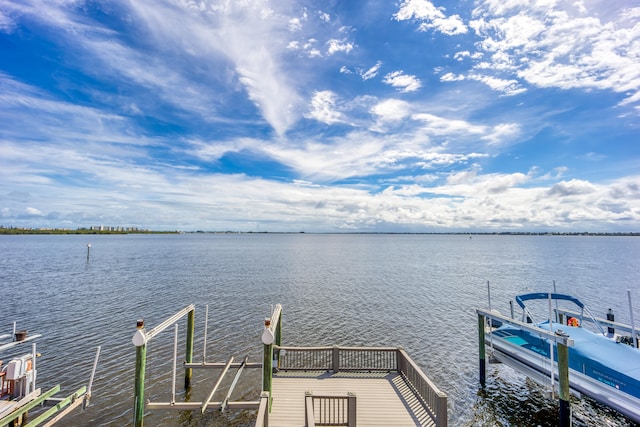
[1,234,638,426]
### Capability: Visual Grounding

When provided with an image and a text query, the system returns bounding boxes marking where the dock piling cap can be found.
[15,330,27,341]
[132,320,147,347]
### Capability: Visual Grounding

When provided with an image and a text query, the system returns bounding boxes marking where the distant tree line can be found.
[0,226,178,235]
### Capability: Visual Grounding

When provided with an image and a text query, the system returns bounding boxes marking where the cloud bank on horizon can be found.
[0,0,639,232]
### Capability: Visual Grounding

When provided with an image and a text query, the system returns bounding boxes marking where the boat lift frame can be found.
[131,304,278,427]
[476,308,574,427]
[0,325,100,427]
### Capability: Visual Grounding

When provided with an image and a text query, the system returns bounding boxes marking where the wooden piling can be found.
[478,313,486,387]
[185,309,195,389]
[262,339,273,396]
[557,331,570,426]
[133,320,147,427]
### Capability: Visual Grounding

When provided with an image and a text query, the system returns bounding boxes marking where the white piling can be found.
[172,323,178,404]
[32,343,37,393]
[203,305,209,362]
[84,346,101,408]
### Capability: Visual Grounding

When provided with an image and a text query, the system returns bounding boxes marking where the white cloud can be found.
[483,122,521,145]
[361,61,383,80]
[371,99,412,122]
[327,38,354,55]
[305,91,345,125]
[25,207,44,216]
[383,71,422,92]
[469,74,526,95]
[317,11,330,23]
[394,0,468,35]
[412,113,486,136]
[469,2,640,105]
[547,179,597,197]
[440,72,465,82]
[289,17,303,32]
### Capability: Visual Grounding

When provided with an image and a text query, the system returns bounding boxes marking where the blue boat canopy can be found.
[515,292,585,310]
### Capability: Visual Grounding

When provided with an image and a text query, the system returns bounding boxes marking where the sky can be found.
[1,0,639,232]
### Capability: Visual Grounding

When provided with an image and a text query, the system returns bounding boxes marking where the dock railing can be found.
[254,392,270,427]
[397,348,448,427]
[305,392,356,427]
[275,345,447,427]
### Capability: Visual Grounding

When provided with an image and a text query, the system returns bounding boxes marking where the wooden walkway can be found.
[268,370,436,427]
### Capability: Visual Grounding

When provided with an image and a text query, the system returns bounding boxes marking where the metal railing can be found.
[305,392,356,427]
[277,346,397,372]
[275,345,447,427]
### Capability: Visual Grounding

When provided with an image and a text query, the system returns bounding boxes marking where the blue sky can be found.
[1,0,639,232]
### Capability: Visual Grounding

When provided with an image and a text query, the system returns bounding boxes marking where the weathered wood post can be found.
[185,309,195,389]
[132,320,147,427]
[347,392,357,427]
[556,330,570,427]
[478,313,486,387]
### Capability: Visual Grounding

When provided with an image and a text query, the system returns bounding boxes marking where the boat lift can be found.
[477,283,640,426]
[131,304,277,427]
[0,323,100,427]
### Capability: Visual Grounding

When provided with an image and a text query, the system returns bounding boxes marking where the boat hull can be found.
[489,322,640,423]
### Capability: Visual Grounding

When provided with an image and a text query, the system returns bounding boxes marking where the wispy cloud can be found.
[383,71,422,92]
[468,1,640,103]
[1,0,638,232]
[394,0,467,35]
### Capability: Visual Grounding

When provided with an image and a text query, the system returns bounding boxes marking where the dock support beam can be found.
[478,313,486,387]
[185,309,195,389]
[133,320,147,427]
[132,304,195,427]
[557,331,570,427]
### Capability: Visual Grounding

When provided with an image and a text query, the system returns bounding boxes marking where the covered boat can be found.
[486,292,640,423]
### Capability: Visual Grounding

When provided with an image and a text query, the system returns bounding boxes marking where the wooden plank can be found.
[269,371,436,427]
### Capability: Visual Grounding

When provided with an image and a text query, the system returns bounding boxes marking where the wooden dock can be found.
[132,304,448,427]
[269,370,438,426]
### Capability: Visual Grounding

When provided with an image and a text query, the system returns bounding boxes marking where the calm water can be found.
[1,234,639,426]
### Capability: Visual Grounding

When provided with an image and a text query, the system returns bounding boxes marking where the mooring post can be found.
[478,313,486,387]
[132,320,147,427]
[185,308,195,389]
[557,330,571,427]
[262,317,274,410]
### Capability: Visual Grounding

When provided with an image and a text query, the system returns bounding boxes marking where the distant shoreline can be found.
[1,227,638,236]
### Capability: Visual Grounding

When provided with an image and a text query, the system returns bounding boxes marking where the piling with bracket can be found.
[185,309,195,389]
[478,313,486,387]
[131,304,195,427]
[133,320,147,427]
[557,330,571,427]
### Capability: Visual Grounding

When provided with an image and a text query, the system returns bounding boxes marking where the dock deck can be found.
[269,370,437,426]
[133,304,448,427]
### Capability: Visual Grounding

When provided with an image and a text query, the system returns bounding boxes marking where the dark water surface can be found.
[1,234,639,426]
